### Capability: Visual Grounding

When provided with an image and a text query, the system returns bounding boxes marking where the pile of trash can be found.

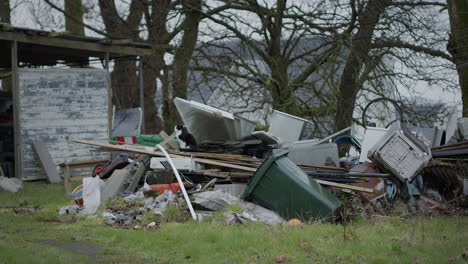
[57,98,467,228]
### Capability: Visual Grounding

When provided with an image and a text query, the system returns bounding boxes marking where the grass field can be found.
[0,182,466,264]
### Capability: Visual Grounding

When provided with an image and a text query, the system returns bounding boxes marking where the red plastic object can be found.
[72,184,84,206]
[92,164,104,177]
[115,136,137,145]
[150,182,188,194]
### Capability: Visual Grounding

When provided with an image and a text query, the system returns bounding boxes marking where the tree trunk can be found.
[334,0,391,131]
[111,60,139,109]
[98,0,143,111]
[0,0,10,23]
[64,0,84,36]
[143,54,165,134]
[65,0,87,66]
[167,0,202,130]
[269,56,295,113]
[447,0,468,117]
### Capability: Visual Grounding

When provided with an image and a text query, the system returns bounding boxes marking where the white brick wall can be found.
[18,69,110,180]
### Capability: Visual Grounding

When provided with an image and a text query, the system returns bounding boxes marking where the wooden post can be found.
[105,51,112,139]
[139,56,145,134]
[11,40,21,179]
[64,165,72,192]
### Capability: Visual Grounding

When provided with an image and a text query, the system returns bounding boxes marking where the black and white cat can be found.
[174,124,198,151]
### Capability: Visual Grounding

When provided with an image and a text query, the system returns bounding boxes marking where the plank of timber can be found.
[0,31,152,56]
[297,163,348,172]
[124,156,149,193]
[48,31,70,37]
[110,39,133,45]
[192,158,257,172]
[209,159,260,168]
[170,150,263,162]
[32,142,62,183]
[59,159,109,167]
[72,139,257,172]
[64,166,72,192]
[315,180,374,193]
[72,140,363,179]
[159,131,178,150]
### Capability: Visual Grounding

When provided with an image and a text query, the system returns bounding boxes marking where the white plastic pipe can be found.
[156,144,197,221]
[317,127,351,144]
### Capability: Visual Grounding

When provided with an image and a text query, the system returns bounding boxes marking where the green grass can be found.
[0,182,467,263]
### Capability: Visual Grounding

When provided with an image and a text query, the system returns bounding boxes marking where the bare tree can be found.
[190,0,456,138]
[40,0,204,133]
[447,0,468,117]
[190,0,351,134]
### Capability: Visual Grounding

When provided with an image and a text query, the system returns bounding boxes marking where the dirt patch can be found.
[0,205,41,215]
[38,239,103,258]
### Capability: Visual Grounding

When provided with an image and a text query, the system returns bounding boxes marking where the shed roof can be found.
[0,24,156,67]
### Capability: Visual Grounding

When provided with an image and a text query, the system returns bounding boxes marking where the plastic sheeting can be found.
[0,176,23,193]
[81,177,105,215]
[193,190,285,225]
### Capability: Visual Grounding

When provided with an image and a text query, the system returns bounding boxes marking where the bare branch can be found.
[371,40,452,61]
[43,0,108,36]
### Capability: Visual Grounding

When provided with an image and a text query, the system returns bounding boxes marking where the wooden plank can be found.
[0,31,152,56]
[209,159,260,168]
[170,150,263,162]
[297,163,348,172]
[110,39,132,45]
[315,180,374,193]
[11,40,22,178]
[71,140,371,185]
[59,159,109,167]
[48,31,70,37]
[64,166,72,192]
[192,158,257,172]
[32,142,62,183]
[72,139,258,172]
[159,131,178,150]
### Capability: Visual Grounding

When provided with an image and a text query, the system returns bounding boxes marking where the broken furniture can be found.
[60,159,109,192]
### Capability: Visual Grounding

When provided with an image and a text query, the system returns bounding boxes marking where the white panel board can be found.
[18,69,110,180]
